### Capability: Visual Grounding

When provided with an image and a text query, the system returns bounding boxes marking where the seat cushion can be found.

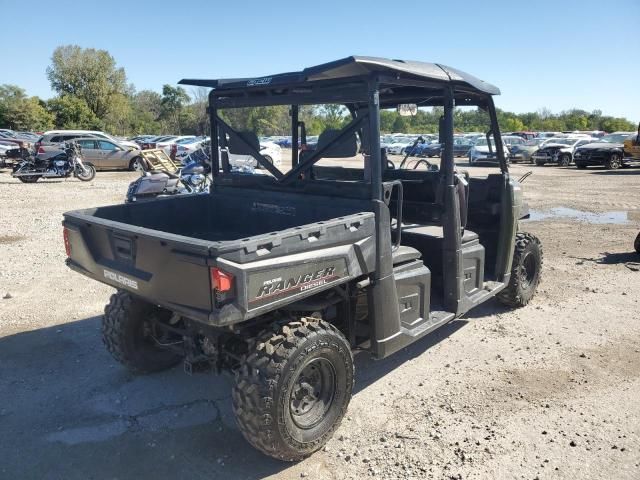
[392,245,422,265]
[402,224,479,243]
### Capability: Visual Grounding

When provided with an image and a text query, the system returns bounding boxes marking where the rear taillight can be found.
[37,146,45,154]
[210,267,234,292]
[63,227,71,256]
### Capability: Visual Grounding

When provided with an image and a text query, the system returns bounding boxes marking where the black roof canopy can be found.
[179,56,500,108]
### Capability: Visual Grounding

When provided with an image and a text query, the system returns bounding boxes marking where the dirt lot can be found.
[1,160,639,480]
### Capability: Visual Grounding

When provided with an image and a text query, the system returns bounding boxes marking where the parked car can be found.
[157,136,196,155]
[508,137,549,163]
[140,135,179,150]
[37,137,143,171]
[532,137,596,166]
[228,141,282,168]
[573,132,635,170]
[468,137,508,165]
[174,136,210,162]
[41,130,140,150]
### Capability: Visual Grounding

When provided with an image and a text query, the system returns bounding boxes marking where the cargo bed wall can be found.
[88,188,372,242]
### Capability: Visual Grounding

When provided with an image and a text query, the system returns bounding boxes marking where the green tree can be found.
[160,85,190,133]
[46,45,129,119]
[0,85,54,130]
[47,95,100,129]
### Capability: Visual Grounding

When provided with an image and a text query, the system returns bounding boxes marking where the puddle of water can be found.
[527,207,629,225]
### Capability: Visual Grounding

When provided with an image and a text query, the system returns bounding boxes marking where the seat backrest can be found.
[228,131,260,155]
[315,129,358,158]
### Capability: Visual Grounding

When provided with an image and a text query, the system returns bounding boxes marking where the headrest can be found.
[228,131,260,155]
[316,129,358,158]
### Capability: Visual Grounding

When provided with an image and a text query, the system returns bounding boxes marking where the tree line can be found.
[0,45,636,136]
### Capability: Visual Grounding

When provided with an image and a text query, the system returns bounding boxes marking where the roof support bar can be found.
[279,113,368,184]
[215,115,285,179]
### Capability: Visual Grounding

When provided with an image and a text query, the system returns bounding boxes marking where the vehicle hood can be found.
[575,142,622,150]
[472,145,500,154]
[538,143,571,152]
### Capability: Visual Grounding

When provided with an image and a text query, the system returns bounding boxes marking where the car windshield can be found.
[600,134,629,143]
[503,137,524,145]
[176,137,196,144]
[474,138,497,147]
[545,138,574,146]
[525,138,545,146]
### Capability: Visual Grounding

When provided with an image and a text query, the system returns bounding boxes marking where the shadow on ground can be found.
[0,301,505,479]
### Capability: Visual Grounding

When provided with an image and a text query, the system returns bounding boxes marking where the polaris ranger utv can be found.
[62,56,542,461]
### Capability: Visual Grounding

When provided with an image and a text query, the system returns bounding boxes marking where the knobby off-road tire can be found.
[497,232,543,308]
[102,290,182,374]
[18,175,40,183]
[232,317,354,461]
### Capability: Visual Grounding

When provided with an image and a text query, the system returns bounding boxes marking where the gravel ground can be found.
[0,160,639,480]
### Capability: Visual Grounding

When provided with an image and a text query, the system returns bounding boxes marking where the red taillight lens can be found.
[63,227,71,256]
[37,146,45,154]
[210,267,233,292]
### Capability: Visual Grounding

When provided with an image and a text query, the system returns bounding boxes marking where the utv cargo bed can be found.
[63,187,376,325]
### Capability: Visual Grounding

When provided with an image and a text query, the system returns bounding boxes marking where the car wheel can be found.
[635,232,640,255]
[129,157,142,171]
[535,159,545,166]
[560,153,572,166]
[605,153,621,170]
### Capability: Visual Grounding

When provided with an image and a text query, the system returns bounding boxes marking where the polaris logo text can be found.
[255,266,337,299]
[103,270,138,290]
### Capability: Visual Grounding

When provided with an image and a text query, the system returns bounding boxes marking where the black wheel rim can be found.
[290,358,336,429]
[519,251,537,289]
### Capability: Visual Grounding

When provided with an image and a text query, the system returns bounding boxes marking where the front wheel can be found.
[232,317,354,461]
[560,153,572,166]
[129,157,142,171]
[497,232,543,308]
[76,163,96,181]
[605,153,621,170]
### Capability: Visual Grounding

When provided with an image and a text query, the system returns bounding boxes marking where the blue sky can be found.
[1,0,638,122]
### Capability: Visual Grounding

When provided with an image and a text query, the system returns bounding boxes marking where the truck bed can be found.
[63,187,376,326]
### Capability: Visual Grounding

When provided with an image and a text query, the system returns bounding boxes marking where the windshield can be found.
[474,138,497,147]
[600,134,630,143]
[544,138,574,146]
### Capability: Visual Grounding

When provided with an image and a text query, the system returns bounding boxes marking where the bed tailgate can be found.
[63,213,213,322]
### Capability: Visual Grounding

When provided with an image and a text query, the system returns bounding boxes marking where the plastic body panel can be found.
[63,191,376,326]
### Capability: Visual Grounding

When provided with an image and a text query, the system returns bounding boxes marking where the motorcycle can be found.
[12,141,96,183]
[125,147,211,203]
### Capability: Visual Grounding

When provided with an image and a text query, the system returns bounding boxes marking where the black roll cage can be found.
[206,74,508,198]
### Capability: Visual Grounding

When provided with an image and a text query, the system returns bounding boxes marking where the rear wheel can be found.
[497,232,543,308]
[232,317,354,461]
[18,175,41,183]
[102,291,182,374]
[605,153,621,170]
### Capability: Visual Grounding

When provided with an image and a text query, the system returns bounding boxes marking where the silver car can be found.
[37,137,143,171]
